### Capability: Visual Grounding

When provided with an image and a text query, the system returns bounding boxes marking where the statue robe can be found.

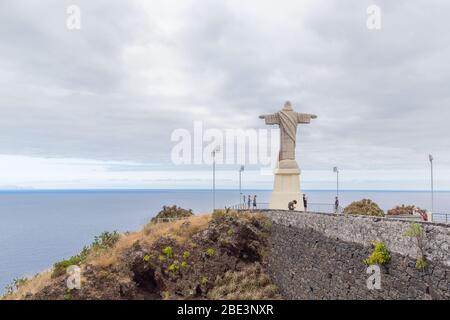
[263,111,312,161]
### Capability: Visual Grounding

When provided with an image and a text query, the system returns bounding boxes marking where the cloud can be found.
[0,0,449,189]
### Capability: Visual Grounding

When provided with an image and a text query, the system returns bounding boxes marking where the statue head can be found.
[283,101,293,111]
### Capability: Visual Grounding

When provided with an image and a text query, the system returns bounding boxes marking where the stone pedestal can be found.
[269,160,304,211]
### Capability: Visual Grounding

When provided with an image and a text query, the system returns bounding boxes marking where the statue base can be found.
[269,161,304,211]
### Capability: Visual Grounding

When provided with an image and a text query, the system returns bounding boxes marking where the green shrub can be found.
[52,255,83,278]
[206,248,215,257]
[49,230,120,279]
[143,255,150,262]
[91,231,120,250]
[4,277,28,296]
[182,251,190,259]
[199,276,208,286]
[403,223,427,270]
[168,261,180,272]
[416,257,427,270]
[403,223,422,237]
[364,241,391,266]
[151,205,194,223]
[162,246,173,258]
[343,199,385,217]
[227,228,234,236]
[181,261,188,268]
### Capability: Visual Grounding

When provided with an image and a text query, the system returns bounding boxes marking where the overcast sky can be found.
[1,0,450,190]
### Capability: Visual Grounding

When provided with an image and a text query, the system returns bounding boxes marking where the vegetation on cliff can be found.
[343,199,385,217]
[387,205,428,221]
[364,241,391,266]
[150,205,194,223]
[403,223,427,270]
[2,209,280,300]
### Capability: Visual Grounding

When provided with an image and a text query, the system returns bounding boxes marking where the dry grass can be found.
[89,214,210,268]
[3,271,52,300]
[3,214,211,299]
[208,263,281,300]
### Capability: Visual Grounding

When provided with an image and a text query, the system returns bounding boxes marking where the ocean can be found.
[0,189,449,293]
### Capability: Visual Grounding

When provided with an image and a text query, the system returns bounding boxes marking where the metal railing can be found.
[433,213,450,224]
[230,202,342,214]
[230,202,270,210]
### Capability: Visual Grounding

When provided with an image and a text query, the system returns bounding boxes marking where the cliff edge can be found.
[3,210,280,300]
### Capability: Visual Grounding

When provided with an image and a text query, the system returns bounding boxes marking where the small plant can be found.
[162,291,170,300]
[158,255,166,261]
[364,241,391,266]
[227,228,234,236]
[212,209,227,221]
[143,255,150,262]
[403,223,427,270]
[4,277,28,296]
[259,247,268,258]
[416,257,427,270]
[199,276,208,286]
[132,240,141,248]
[212,209,238,222]
[168,261,180,272]
[52,255,83,278]
[181,261,188,268]
[92,231,120,250]
[182,251,190,259]
[162,246,173,258]
[206,248,215,257]
[78,246,90,261]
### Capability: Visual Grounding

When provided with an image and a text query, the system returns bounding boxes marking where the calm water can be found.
[0,189,449,293]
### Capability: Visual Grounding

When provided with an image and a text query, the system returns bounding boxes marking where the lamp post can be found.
[333,166,340,199]
[212,146,220,211]
[429,154,434,214]
[239,166,245,209]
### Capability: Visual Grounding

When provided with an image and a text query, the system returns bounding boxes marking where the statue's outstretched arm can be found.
[260,113,279,125]
[297,113,317,123]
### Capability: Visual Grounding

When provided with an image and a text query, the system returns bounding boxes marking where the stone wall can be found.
[263,210,450,300]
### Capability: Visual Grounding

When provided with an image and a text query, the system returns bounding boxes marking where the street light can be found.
[429,154,434,214]
[212,146,220,211]
[333,166,340,199]
[239,166,245,209]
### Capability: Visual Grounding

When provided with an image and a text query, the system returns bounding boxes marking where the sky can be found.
[0,0,450,190]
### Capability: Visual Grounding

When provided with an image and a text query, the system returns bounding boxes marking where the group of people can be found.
[241,193,341,212]
[288,194,309,211]
[288,195,340,213]
[243,194,257,210]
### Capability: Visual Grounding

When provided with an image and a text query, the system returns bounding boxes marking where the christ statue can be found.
[259,101,317,163]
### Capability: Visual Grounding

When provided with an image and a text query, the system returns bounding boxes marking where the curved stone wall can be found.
[263,210,450,300]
